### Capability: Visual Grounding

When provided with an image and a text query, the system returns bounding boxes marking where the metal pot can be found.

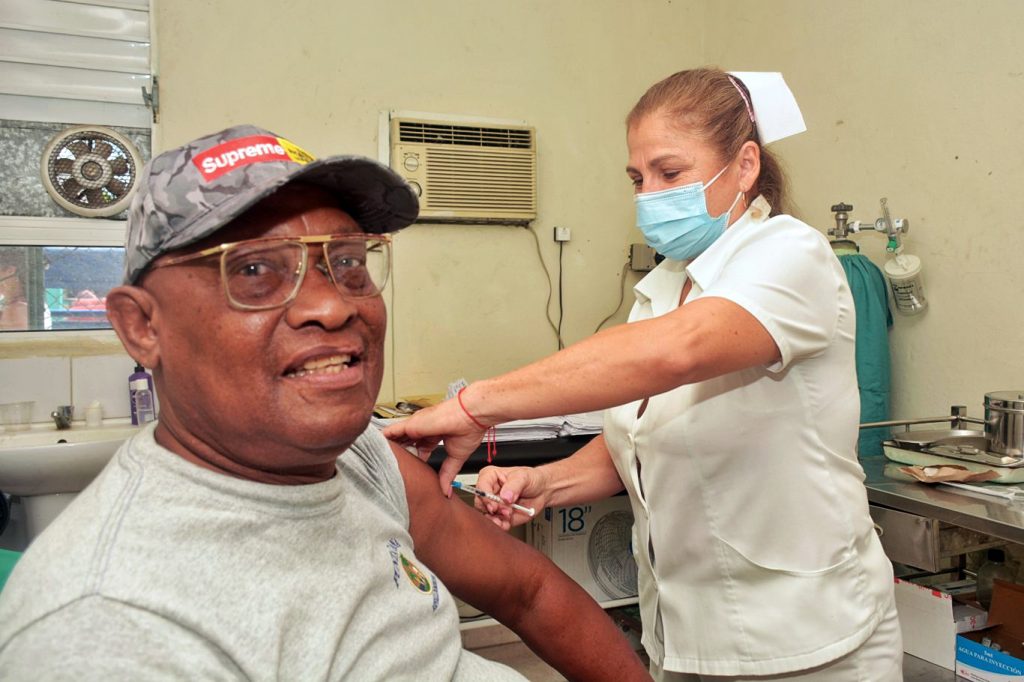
[984,391,1024,456]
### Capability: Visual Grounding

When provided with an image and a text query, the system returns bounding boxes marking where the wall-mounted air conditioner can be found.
[389,117,536,225]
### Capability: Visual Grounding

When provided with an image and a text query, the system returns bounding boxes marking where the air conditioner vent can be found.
[397,122,532,149]
[390,116,536,224]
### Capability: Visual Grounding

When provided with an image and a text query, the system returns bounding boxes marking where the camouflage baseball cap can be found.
[123,124,419,283]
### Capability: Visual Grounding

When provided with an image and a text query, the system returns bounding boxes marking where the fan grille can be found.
[587,510,639,599]
[42,127,140,217]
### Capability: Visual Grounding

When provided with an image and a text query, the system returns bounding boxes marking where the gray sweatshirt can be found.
[0,424,525,681]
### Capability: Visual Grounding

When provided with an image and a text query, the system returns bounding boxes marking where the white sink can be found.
[0,422,142,543]
[0,422,141,496]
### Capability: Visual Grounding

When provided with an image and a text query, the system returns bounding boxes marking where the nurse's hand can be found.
[474,465,551,531]
[383,398,488,493]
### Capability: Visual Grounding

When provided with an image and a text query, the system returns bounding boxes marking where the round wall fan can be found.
[40,125,142,217]
[587,509,638,599]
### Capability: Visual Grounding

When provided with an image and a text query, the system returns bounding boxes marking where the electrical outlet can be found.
[629,243,657,271]
[553,226,571,242]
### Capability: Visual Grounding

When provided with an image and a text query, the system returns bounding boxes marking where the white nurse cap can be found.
[727,71,807,144]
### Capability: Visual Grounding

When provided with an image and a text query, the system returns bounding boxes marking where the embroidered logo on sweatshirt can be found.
[400,554,431,592]
[387,538,440,611]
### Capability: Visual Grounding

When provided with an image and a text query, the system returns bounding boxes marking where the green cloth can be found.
[838,253,893,457]
[0,549,20,593]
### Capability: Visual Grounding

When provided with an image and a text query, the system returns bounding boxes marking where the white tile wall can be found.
[0,356,72,423]
[0,352,149,424]
[0,351,158,425]
[71,353,137,420]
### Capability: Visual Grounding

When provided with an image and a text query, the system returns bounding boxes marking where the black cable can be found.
[527,227,562,346]
[557,241,564,349]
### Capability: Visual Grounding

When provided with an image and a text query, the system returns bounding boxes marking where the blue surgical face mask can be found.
[634,165,742,261]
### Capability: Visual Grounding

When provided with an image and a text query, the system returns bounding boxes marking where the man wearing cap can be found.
[0,125,648,680]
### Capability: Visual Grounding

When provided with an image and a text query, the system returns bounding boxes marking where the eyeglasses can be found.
[149,233,391,311]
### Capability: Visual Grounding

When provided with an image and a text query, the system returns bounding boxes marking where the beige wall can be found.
[154,0,705,401]
[704,0,1024,421]
[155,0,1022,418]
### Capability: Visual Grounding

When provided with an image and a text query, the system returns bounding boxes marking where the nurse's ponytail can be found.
[626,67,791,217]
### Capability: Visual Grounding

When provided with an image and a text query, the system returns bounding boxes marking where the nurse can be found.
[385,68,902,681]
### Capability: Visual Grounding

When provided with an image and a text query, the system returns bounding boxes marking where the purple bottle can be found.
[129,363,155,425]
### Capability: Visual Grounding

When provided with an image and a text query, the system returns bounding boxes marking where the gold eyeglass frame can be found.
[147,233,392,311]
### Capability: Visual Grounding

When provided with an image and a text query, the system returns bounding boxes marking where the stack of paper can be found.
[560,411,604,436]
[491,416,567,442]
[370,411,605,443]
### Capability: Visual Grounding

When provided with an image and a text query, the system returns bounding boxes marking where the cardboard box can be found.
[894,577,988,670]
[529,495,637,603]
[956,580,1024,681]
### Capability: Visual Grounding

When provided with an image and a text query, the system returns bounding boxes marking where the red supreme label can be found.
[193,135,295,181]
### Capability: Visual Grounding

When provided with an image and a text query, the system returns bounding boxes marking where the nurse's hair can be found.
[626,67,790,217]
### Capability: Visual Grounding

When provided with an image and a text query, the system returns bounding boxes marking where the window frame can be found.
[0,215,127,353]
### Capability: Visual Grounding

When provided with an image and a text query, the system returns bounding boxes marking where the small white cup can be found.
[85,402,104,428]
[0,401,34,432]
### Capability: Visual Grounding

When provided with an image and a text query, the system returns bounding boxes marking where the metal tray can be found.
[883,440,1024,469]
[889,429,988,449]
[883,444,1024,481]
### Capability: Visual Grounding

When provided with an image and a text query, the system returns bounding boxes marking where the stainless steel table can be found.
[862,456,1024,545]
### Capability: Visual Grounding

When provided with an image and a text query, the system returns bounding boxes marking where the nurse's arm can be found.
[465,296,777,423]
[393,443,650,681]
[383,296,776,488]
[542,435,625,504]
[474,435,625,530]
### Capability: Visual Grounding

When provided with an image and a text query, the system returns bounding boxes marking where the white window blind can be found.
[0,0,152,128]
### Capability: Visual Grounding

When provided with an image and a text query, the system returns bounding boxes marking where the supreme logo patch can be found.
[193,135,315,181]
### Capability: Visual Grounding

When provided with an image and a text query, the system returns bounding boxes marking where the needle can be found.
[451,481,536,517]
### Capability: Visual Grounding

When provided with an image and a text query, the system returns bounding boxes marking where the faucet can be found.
[51,405,73,430]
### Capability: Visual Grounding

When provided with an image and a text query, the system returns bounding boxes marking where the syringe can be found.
[451,480,536,517]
